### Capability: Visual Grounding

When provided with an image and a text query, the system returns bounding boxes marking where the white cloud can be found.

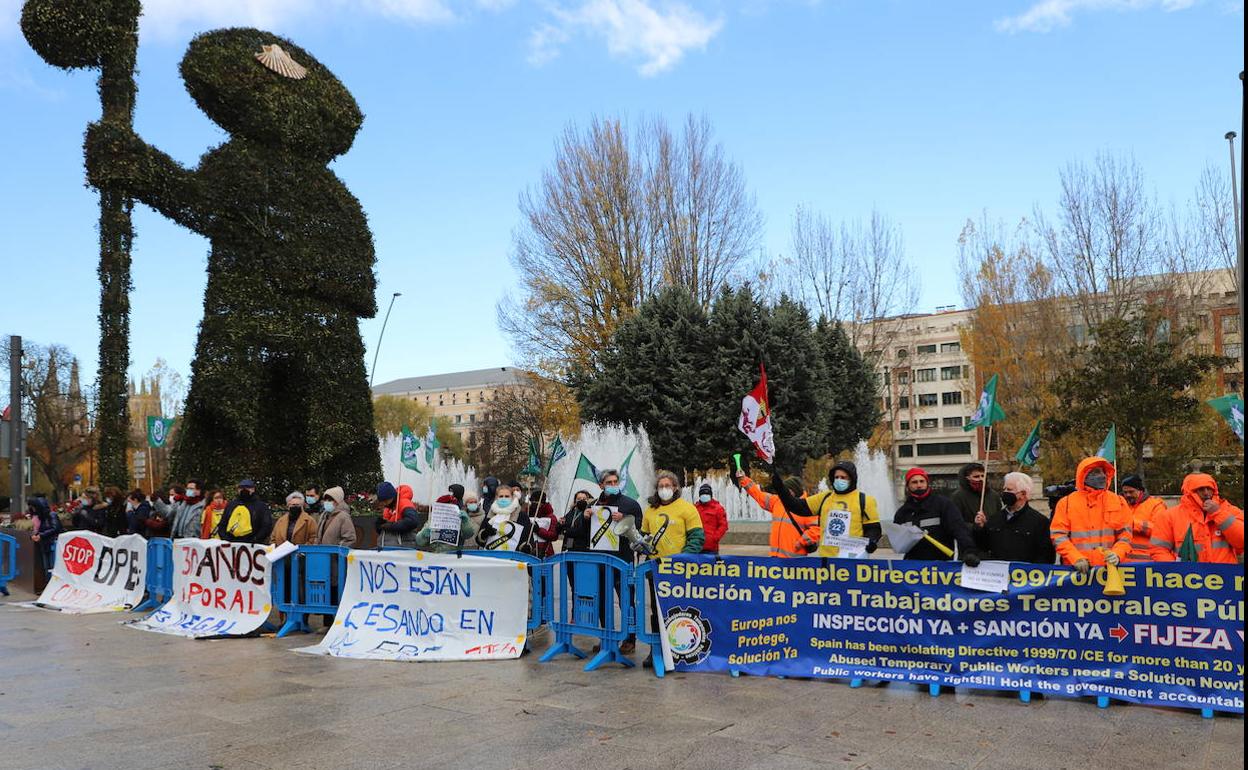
[995,0,1201,33]
[530,0,722,76]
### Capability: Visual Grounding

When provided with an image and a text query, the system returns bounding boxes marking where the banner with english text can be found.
[295,550,528,661]
[30,532,148,613]
[652,555,1244,714]
[127,539,271,638]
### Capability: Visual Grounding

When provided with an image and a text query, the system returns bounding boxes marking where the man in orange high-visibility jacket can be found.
[1050,457,1131,574]
[1120,474,1167,562]
[737,470,819,558]
[1149,473,1244,564]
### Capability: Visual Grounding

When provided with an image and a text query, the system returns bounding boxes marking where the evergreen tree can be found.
[814,317,879,456]
[760,296,825,474]
[705,285,770,462]
[575,286,715,473]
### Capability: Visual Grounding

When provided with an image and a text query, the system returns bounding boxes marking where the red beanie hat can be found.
[436,494,458,505]
[905,467,929,484]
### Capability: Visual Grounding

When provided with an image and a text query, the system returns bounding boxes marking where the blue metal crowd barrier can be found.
[0,532,17,596]
[631,559,666,677]
[460,549,552,634]
[540,551,635,671]
[134,538,174,612]
[271,545,349,637]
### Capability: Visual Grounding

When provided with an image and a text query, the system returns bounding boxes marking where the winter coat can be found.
[594,491,643,563]
[1049,457,1130,566]
[694,499,728,553]
[741,475,819,558]
[127,501,152,536]
[773,460,882,557]
[270,511,319,546]
[1149,473,1244,564]
[561,505,592,552]
[641,497,705,557]
[1126,494,1168,562]
[201,503,226,539]
[972,503,1054,564]
[317,487,357,548]
[377,484,424,548]
[72,503,102,532]
[415,510,478,553]
[154,496,207,540]
[31,499,61,541]
[949,463,1002,525]
[893,491,976,561]
[474,504,533,551]
[217,494,273,544]
[101,499,127,538]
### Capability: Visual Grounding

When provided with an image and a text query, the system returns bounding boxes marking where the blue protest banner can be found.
[652,556,1243,714]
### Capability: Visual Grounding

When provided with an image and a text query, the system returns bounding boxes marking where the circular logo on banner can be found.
[827,516,848,538]
[61,536,96,576]
[664,606,712,665]
[151,419,166,445]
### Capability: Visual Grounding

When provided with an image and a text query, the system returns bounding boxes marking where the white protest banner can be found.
[960,560,1011,593]
[127,539,270,638]
[31,532,147,613]
[429,502,461,548]
[482,514,523,551]
[296,550,529,661]
[588,506,620,552]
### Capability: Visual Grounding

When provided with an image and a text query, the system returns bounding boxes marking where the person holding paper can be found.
[415,494,478,553]
[560,490,596,553]
[972,472,1054,564]
[475,484,532,551]
[771,460,880,558]
[271,492,319,546]
[594,468,643,655]
[525,485,559,558]
[893,468,979,565]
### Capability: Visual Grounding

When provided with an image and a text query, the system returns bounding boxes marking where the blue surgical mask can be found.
[305,495,317,506]
[467,503,480,513]
[833,478,851,493]
[698,494,712,504]
[495,498,513,510]
[322,501,335,513]
[604,486,622,497]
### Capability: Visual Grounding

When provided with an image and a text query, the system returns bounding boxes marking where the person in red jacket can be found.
[525,486,559,558]
[694,484,729,553]
[1149,473,1244,563]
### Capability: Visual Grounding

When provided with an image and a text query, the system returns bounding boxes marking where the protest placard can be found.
[128,539,270,638]
[429,502,462,548]
[30,532,147,613]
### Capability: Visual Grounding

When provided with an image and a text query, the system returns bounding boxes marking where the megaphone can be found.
[611,517,657,556]
[1100,548,1126,596]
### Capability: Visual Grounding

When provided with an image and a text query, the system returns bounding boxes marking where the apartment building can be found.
[372,367,527,444]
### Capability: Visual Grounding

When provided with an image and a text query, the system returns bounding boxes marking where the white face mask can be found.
[657,488,675,502]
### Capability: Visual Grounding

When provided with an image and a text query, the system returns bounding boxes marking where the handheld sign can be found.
[960,560,1011,593]
[484,515,522,551]
[588,506,620,551]
[429,502,462,548]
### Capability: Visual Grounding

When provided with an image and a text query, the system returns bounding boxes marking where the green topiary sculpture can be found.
[85,27,382,493]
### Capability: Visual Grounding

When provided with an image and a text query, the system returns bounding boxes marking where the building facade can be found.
[371,367,527,446]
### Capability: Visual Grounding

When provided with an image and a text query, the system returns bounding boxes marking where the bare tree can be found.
[1,342,94,502]
[1034,153,1167,326]
[499,114,762,375]
[1193,163,1238,280]
[471,373,580,478]
[788,204,855,321]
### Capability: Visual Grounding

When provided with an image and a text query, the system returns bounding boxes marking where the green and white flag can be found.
[1207,394,1244,443]
[1095,424,1116,465]
[521,437,542,477]
[545,435,567,476]
[400,425,422,472]
[1014,420,1041,467]
[618,446,641,499]
[964,374,1006,431]
[573,454,600,485]
[425,418,441,466]
[146,416,175,448]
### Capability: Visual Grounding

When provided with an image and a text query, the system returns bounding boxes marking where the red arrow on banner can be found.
[1109,624,1128,642]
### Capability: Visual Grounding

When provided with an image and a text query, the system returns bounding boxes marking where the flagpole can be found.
[977,425,993,517]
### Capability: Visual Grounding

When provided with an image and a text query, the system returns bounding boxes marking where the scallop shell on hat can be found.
[254,44,308,80]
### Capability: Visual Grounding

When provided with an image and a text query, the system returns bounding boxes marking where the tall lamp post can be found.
[369,292,402,390]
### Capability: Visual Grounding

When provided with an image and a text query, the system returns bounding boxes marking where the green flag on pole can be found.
[521,437,543,476]
[573,454,600,485]
[1207,394,1244,443]
[425,418,440,467]
[1177,526,1199,563]
[146,416,175,448]
[1095,424,1116,465]
[1014,420,1041,467]
[964,374,1006,431]
[619,446,640,499]
[400,425,422,473]
[545,435,567,476]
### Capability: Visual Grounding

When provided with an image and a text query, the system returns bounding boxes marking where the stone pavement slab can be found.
[0,592,1240,770]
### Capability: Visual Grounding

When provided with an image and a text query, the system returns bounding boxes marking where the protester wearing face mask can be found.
[893,468,979,564]
[124,489,152,536]
[561,490,595,552]
[525,485,559,558]
[1120,475,1166,562]
[201,490,227,539]
[642,471,705,557]
[174,480,206,539]
[772,460,881,558]
[72,487,104,532]
[315,487,357,547]
[271,492,319,546]
[972,471,1054,563]
[1049,457,1130,574]
[303,486,321,511]
[151,484,188,538]
[594,468,643,654]
[464,493,483,526]
[217,479,273,544]
[693,484,728,554]
[480,476,500,515]
[1149,473,1243,563]
[951,462,1002,529]
[475,484,533,550]
[100,486,127,538]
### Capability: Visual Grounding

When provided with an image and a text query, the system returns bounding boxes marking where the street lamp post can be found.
[1228,132,1241,267]
[369,292,402,390]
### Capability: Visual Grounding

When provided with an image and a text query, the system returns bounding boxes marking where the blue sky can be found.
[0,0,1243,393]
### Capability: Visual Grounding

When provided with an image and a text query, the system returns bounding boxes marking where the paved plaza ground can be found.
[0,580,1241,770]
